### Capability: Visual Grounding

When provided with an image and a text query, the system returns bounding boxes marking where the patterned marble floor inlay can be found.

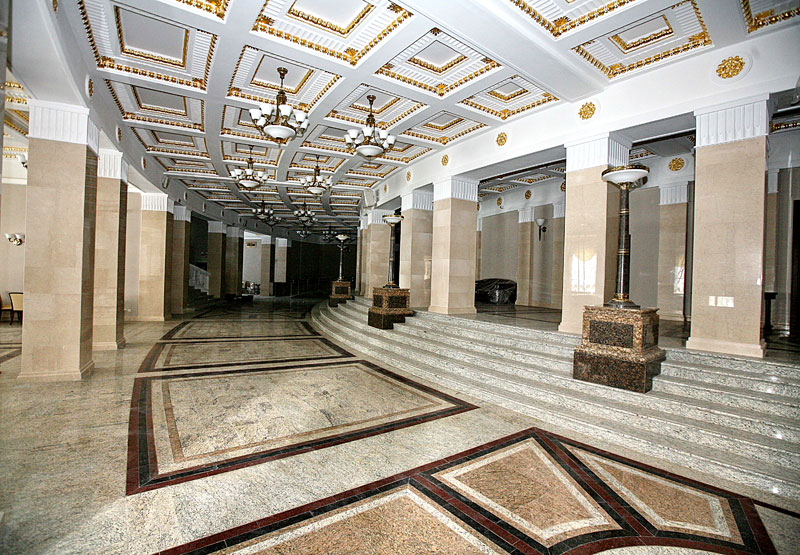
[163,320,317,340]
[163,427,781,554]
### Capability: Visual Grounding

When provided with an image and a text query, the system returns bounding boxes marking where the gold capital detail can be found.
[668,157,685,171]
[716,56,745,79]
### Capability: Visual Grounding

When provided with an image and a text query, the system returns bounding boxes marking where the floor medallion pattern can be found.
[160,427,780,554]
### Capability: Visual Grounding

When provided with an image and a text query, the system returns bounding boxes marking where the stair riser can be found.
[314,308,800,502]
[661,365,800,398]
[315,310,800,466]
[653,380,800,419]
[665,349,800,377]
[323,307,800,440]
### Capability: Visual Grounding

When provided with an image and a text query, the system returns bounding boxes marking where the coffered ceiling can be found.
[33,0,798,230]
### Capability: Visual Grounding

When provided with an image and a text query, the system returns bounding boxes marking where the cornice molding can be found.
[433,177,479,202]
[141,192,169,212]
[367,209,393,225]
[565,132,631,173]
[553,200,565,219]
[28,99,99,154]
[694,94,771,148]
[359,214,369,230]
[226,226,244,238]
[208,221,227,234]
[401,190,433,212]
[261,235,273,245]
[659,182,688,206]
[98,148,123,179]
[518,207,535,223]
[173,205,191,222]
[275,237,288,247]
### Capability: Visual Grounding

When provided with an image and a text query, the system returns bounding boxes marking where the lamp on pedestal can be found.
[382,211,403,288]
[367,210,412,329]
[329,233,354,307]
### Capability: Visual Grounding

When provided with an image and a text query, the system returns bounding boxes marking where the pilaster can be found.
[400,190,433,309]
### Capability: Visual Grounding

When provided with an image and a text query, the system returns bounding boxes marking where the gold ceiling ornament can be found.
[117,127,123,142]
[508,0,637,37]
[524,190,531,200]
[477,203,480,211]
[741,0,800,33]
[52,0,58,12]
[560,181,566,192]
[384,184,388,193]
[496,132,507,146]
[87,79,94,97]
[496,197,503,207]
[716,56,746,79]
[579,102,596,120]
[461,92,557,121]
[174,0,230,19]
[141,157,147,169]
[441,154,449,166]
[668,157,685,171]
[609,16,673,53]
[406,170,411,182]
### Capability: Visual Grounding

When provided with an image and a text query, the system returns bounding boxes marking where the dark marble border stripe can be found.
[159,321,318,342]
[127,359,477,495]
[0,348,21,364]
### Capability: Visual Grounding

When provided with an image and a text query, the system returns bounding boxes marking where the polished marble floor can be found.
[0,298,798,553]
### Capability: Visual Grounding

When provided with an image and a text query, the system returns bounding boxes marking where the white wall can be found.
[0,184,27,303]
[242,238,262,284]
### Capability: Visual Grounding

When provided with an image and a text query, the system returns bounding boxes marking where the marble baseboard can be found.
[686,336,766,359]
[16,358,95,382]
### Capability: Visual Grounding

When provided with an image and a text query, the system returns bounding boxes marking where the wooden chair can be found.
[9,292,22,325]
[0,293,11,322]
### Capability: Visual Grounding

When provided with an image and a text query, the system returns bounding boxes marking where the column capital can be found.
[208,220,227,234]
[518,207,535,223]
[261,235,273,245]
[401,190,433,212]
[367,209,393,225]
[28,99,99,154]
[565,131,631,172]
[659,182,688,205]
[359,214,369,230]
[98,148,128,182]
[141,192,170,212]
[433,176,478,202]
[275,237,288,247]
[226,226,244,238]
[553,200,565,219]
[173,205,191,222]
[694,94,771,148]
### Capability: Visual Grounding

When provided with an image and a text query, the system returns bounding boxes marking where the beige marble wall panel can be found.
[516,221,533,306]
[687,136,767,358]
[0,184,26,302]
[773,168,797,330]
[355,230,362,294]
[763,192,777,292]
[480,211,518,280]
[559,166,618,334]
[530,204,555,307]
[124,192,141,318]
[225,236,243,295]
[367,223,390,297]
[550,217,565,309]
[475,230,481,278]
[399,208,433,308]
[359,227,370,295]
[657,202,687,321]
[171,220,190,314]
[430,198,477,314]
[93,177,127,349]
[260,243,272,295]
[137,210,171,321]
[274,243,287,283]
[207,231,225,298]
[20,140,97,381]
[629,187,660,309]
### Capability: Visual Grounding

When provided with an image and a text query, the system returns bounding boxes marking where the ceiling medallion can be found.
[406,170,411,182]
[302,155,333,195]
[231,146,267,189]
[477,203,480,211]
[716,56,746,79]
[248,67,309,142]
[384,183,388,193]
[496,197,503,207]
[524,190,531,200]
[441,154,449,166]
[560,181,566,192]
[668,157,685,172]
[346,95,396,159]
[496,132,507,146]
[52,0,57,12]
[579,102,596,120]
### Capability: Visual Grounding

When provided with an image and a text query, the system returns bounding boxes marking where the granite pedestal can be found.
[328,280,353,307]
[368,287,413,329]
[573,306,666,393]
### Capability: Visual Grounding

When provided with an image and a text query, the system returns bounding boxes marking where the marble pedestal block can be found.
[368,287,413,329]
[328,280,353,307]
[573,306,665,393]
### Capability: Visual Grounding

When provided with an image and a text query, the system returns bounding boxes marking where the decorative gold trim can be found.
[486,88,527,102]
[741,0,800,32]
[402,123,487,145]
[328,101,424,129]
[579,102,596,120]
[52,0,58,12]
[173,0,230,19]
[509,0,637,37]
[462,92,557,120]
[668,157,685,171]
[286,0,373,37]
[406,171,411,182]
[560,181,566,192]
[423,117,462,131]
[407,53,468,74]
[132,86,188,116]
[350,95,400,115]
[496,132,507,146]
[441,154,449,166]
[114,6,189,69]
[253,3,411,66]
[573,0,710,79]
[524,189,531,200]
[250,60,313,94]
[496,197,502,207]
[87,79,94,97]
[4,119,27,137]
[716,55,745,79]
[609,16,674,53]
[376,59,500,97]
[771,120,800,133]
[229,63,339,112]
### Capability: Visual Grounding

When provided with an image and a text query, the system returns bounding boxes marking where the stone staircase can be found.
[187,285,217,311]
[311,296,800,506]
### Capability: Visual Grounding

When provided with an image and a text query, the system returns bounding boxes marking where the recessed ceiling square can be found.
[116,8,188,65]
[252,56,313,92]
[352,91,396,113]
[411,41,462,68]
[290,0,373,33]
[152,131,196,146]
[133,87,187,115]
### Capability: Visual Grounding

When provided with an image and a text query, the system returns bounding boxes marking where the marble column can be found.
[355,226,363,294]
[656,183,689,321]
[170,206,191,314]
[274,237,288,285]
[516,208,534,306]
[225,226,243,296]
[260,235,272,295]
[550,201,565,309]
[773,168,795,332]
[137,193,173,321]
[207,221,226,299]
[92,148,128,350]
[530,204,556,308]
[399,190,433,309]
[19,100,99,381]
[430,177,478,315]
[475,218,482,279]
[686,96,770,358]
[366,209,391,299]
[558,133,628,334]
[358,215,370,296]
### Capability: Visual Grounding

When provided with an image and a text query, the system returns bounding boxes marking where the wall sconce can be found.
[5,233,24,246]
[17,154,27,168]
[535,218,547,241]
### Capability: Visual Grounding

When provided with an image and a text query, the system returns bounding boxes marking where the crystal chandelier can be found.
[251,200,273,220]
[302,155,333,196]
[231,146,266,189]
[293,202,316,225]
[345,95,396,159]
[296,229,310,239]
[248,67,309,141]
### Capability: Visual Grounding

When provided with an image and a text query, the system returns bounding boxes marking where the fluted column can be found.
[686,95,770,358]
[137,193,173,321]
[558,133,628,334]
[260,235,272,295]
[225,226,243,296]
[399,190,433,309]
[170,206,191,314]
[430,177,478,315]
[19,100,99,381]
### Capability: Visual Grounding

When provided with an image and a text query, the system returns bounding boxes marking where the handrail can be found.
[189,264,210,293]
